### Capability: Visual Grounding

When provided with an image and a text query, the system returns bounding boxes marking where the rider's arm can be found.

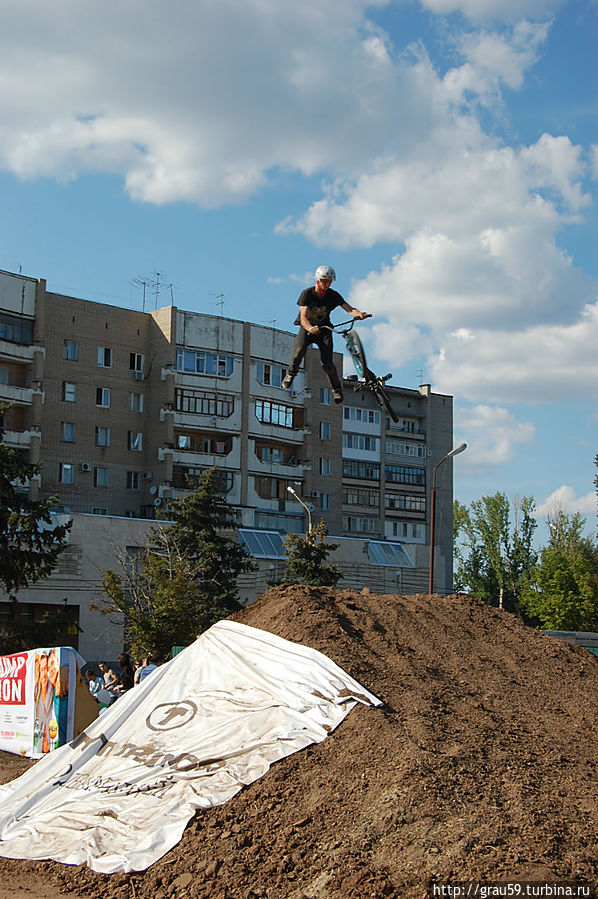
[299,305,318,334]
[341,302,368,320]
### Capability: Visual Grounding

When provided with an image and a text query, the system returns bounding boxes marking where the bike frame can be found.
[323,318,399,422]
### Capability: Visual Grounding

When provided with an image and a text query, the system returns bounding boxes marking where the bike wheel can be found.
[374,381,399,423]
[346,331,368,379]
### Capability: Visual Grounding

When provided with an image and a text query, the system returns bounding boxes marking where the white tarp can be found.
[0,620,381,873]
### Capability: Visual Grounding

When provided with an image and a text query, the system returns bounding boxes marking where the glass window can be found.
[63,340,78,361]
[255,399,303,429]
[97,346,112,367]
[130,353,144,372]
[367,541,415,568]
[62,382,77,402]
[95,426,110,447]
[126,471,140,490]
[319,493,330,511]
[385,464,425,486]
[320,387,331,406]
[94,467,109,487]
[96,387,111,408]
[256,362,283,387]
[320,458,330,476]
[130,392,144,412]
[320,422,331,440]
[59,463,74,484]
[60,422,75,443]
[128,431,143,451]
[239,529,287,559]
[175,348,234,377]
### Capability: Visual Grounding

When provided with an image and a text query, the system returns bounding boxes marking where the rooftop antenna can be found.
[417,368,424,384]
[210,292,226,316]
[131,277,148,312]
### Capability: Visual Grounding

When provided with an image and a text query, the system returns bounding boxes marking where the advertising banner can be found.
[0,621,381,873]
[0,647,83,758]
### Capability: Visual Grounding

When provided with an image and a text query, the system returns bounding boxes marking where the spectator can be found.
[138,653,162,682]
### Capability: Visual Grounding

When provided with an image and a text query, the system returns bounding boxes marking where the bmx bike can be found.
[323,316,399,423]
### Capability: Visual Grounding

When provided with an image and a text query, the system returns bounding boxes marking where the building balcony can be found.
[2,428,40,449]
[0,384,35,405]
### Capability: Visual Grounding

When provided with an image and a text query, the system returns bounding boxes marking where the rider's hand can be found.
[356,311,370,320]
[309,325,320,335]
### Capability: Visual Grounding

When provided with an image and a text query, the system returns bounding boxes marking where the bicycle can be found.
[322,316,399,422]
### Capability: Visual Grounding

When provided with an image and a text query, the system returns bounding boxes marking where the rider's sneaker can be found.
[332,388,344,404]
[282,374,294,389]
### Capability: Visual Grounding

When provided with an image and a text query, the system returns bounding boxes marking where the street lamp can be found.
[428,443,467,596]
[287,485,312,535]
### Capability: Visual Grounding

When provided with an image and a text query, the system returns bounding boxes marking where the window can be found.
[386,439,426,458]
[59,463,74,484]
[239,530,287,559]
[254,476,292,500]
[95,426,110,447]
[343,487,379,507]
[62,382,77,402]
[60,422,75,443]
[91,508,108,516]
[385,464,425,486]
[392,522,425,540]
[63,340,78,361]
[343,406,380,424]
[320,422,331,440]
[0,311,33,345]
[319,493,330,511]
[129,392,144,412]
[255,400,303,429]
[343,460,380,480]
[97,346,112,367]
[96,387,111,408]
[175,388,233,417]
[367,541,415,568]
[343,515,378,533]
[126,471,140,490]
[343,433,378,452]
[130,352,144,372]
[128,431,143,451]
[0,367,8,385]
[94,467,109,487]
[320,457,330,476]
[320,387,331,405]
[256,362,284,387]
[174,348,234,377]
[385,493,426,513]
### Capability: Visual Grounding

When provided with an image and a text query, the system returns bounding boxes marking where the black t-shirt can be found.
[294,286,345,327]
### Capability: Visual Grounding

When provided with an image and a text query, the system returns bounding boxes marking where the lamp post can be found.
[428,443,467,596]
[287,485,312,535]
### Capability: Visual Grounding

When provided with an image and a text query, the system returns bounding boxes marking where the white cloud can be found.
[454,404,535,471]
[536,485,597,517]
[418,0,562,22]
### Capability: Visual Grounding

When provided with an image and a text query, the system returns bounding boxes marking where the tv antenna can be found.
[210,292,226,316]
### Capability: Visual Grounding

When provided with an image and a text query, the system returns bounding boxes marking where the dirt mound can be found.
[1,587,597,898]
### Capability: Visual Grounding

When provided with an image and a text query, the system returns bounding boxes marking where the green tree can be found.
[101,467,255,658]
[454,492,537,614]
[283,520,342,587]
[522,511,598,631]
[0,406,72,611]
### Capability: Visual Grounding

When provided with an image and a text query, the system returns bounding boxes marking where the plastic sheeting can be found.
[0,620,381,873]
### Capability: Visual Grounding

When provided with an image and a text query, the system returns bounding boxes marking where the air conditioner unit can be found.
[80,462,92,472]
[311,490,319,498]
[154,497,163,507]
[133,370,144,380]
[307,503,315,512]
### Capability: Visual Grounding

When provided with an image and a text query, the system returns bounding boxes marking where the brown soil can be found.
[0,586,597,899]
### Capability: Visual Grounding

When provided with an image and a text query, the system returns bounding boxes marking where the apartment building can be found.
[1,268,457,659]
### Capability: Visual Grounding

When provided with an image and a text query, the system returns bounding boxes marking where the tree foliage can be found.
[283,520,342,587]
[454,492,537,614]
[521,511,598,631]
[0,408,71,599]
[100,468,255,659]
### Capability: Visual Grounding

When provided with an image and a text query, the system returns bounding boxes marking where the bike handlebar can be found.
[319,313,372,332]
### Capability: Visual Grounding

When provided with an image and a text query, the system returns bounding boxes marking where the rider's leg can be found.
[318,332,344,403]
[283,329,311,388]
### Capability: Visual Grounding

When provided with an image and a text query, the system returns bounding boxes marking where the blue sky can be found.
[1,0,596,538]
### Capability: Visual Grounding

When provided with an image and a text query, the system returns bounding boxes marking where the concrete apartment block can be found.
[1,268,457,659]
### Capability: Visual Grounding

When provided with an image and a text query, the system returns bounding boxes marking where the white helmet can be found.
[315,265,336,282]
